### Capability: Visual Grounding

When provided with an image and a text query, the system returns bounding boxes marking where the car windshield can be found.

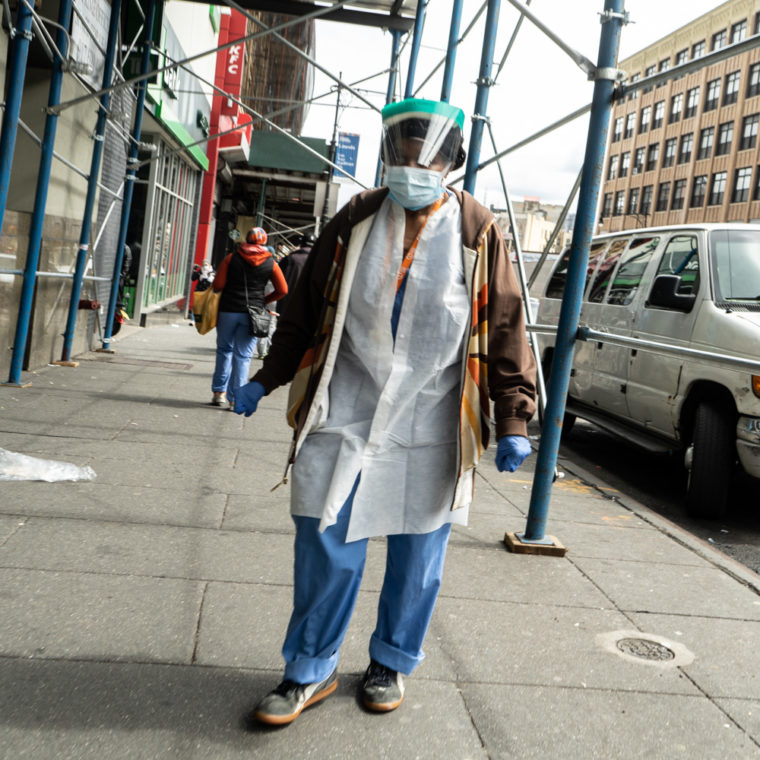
[710,229,760,302]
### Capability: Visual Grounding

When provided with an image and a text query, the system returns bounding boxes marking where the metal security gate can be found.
[134,136,199,318]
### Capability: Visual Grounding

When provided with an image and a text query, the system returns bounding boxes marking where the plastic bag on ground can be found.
[0,448,97,482]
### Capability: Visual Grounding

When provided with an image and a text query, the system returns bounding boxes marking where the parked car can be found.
[536,223,760,518]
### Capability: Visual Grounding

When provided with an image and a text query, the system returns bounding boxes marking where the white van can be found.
[536,223,760,518]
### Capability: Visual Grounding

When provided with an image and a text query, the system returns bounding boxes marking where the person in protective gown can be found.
[233,98,537,725]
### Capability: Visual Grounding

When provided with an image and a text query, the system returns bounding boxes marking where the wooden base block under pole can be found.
[504,531,567,557]
[50,360,79,367]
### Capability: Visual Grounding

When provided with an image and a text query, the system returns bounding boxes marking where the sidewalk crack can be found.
[190,581,209,665]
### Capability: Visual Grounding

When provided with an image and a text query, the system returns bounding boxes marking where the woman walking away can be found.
[210,227,287,408]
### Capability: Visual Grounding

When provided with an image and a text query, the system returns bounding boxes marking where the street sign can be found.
[335,132,360,179]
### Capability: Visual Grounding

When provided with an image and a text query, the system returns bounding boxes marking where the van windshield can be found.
[710,229,760,302]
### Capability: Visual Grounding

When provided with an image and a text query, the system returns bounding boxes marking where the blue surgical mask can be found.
[385,165,446,210]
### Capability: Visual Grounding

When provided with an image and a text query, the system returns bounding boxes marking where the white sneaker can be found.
[211,392,226,406]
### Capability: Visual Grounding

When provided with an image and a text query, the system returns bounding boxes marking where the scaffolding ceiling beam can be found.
[186,0,415,30]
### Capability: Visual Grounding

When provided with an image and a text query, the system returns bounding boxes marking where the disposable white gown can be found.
[291,196,472,542]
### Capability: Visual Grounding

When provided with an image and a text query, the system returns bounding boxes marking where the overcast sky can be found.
[301,0,724,209]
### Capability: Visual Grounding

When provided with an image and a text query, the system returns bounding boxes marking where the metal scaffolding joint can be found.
[588,66,625,83]
[475,75,494,88]
[471,113,491,124]
[599,9,630,24]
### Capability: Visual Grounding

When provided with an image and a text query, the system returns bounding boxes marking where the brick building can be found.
[599,0,760,232]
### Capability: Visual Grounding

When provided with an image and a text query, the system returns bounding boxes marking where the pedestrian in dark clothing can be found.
[276,234,313,317]
[210,227,287,408]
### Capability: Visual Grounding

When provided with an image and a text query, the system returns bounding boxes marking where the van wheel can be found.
[686,402,735,519]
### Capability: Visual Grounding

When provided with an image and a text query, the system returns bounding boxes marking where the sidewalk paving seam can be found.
[0,521,26,549]
[191,582,210,665]
[552,455,760,596]
[673,668,760,749]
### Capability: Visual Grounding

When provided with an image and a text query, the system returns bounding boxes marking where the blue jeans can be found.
[282,480,452,684]
[212,311,256,401]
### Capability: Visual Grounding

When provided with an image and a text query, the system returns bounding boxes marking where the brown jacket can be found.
[253,187,536,481]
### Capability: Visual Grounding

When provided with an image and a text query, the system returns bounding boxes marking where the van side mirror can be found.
[647,274,696,312]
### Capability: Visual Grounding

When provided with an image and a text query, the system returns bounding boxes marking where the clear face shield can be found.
[380,100,466,210]
[381,99,466,172]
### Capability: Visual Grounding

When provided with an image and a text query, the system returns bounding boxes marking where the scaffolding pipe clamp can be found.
[475,76,495,88]
[599,9,629,24]
[588,66,625,83]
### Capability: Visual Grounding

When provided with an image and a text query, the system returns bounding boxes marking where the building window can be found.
[741,114,759,150]
[601,193,613,218]
[711,29,727,51]
[640,185,653,215]
[669,93,683,123]
[692,40,706,59]
[646,142,659,171]
[653,100,665,129]
[672,178,687,209]
[612,117,623,142]
[708,171,727,205]
[633,147,645,174]
[624,112,636,139]
[656,58,670,88]
[697,126,714,160]
[628,72,641,101]
[607,154,619,180]
[730,19,747,43]
[755,11,760,35]
[614,190,625,215]
[748,63,760,98]
[627,187,640,215]
[691,175,707,207]
[716,121,734,155]
[643,64,656,93]
[732,167,752,203]
[656,181,670,211]
[663,137,677,167]
[705,78,721,111]
[675,49,688,66]
[724,71,741,105]
[753,167,760,200]
[620,151,630,177]
[685,87,699,119]
[678,133,693,164]
[639,105,651,133]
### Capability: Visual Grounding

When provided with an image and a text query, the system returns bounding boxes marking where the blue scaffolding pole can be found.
[516,0,627,549]
[101,0,158,351]
[0,1,34,238]
[462,0,500,195]
[5,0,73,385]
[404,0,427,98]
[57,0,123,365]
[374,28,403,187]
[440,0,464,102]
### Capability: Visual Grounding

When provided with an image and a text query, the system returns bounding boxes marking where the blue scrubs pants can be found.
[282,481,452,684]
[212,311,256,402]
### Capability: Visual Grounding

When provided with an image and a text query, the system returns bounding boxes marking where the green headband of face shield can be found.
[381,98,467,172]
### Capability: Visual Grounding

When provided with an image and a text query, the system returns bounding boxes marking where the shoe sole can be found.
[253,678,338,726]
[362,693,404,713]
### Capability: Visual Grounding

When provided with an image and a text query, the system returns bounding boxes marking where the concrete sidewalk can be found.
[1,321,760,759]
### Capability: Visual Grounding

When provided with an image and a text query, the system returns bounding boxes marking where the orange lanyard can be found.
[395,194,447,293]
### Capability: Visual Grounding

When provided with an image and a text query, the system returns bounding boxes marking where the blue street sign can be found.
[335,132,360,178]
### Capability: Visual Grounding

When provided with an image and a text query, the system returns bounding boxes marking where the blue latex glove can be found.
[495,435,532,473]
[234,381,266,417]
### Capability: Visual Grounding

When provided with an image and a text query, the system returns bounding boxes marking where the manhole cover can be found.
[616,637,675,661]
